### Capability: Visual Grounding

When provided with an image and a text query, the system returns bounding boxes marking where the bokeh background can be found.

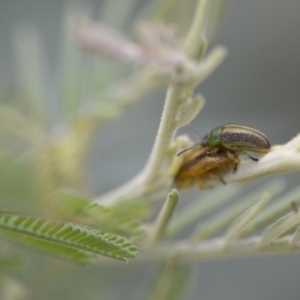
[1,0,300,299]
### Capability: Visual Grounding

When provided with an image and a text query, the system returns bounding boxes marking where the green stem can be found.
[143,85,189,185]
[144,189,179,249]
[95,0,219,206]
[145,236,299,262]
[184,0,209,59]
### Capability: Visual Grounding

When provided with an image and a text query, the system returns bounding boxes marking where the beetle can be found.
[174,146,240,188]
[178,124,270,173]
[202,123,270,154]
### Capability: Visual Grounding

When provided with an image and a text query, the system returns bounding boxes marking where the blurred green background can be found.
[1,0,300,299]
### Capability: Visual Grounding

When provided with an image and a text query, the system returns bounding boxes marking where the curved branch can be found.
[201,134,300,188]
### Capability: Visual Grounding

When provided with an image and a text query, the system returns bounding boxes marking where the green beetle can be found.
[178,124,270,173]
[201,123,270,170]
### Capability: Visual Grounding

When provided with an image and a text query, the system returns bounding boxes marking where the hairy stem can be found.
[184,0,209,59]
[143,85,191,185]
[144,189,179,249]
[95,0,219,205]
[144,236,300,262]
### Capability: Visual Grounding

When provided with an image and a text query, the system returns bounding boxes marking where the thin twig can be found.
[144,189,179,249]
[184,0,209,59]
[200,135,300,189]
[221,193,270,250]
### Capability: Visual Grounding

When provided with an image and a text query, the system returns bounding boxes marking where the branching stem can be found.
[144,189,179,249]
[95,0,223,206]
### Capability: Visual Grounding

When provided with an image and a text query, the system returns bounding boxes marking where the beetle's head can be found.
[201,134,209,147]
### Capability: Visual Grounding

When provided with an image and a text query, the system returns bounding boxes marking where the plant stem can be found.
[184,0,209,59]
[140,236,300,262]
[221,192,270,250]
[95,0,213,205]
[165,186,238,239]
[144,189,179,249]
[143,85,190,185]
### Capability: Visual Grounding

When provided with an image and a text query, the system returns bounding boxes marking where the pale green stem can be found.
[257,211,300,248]
[95,0,217,205]
[221,192,270,250]
[97,235,300,264]
[94,84,190,205]
[144,189,179,249]
[93,174,146,205]
[289,225,300,246]
[240,184,300,238]
[175,94,205,128]
[146,258,178,300]
[184,0,209,59]
[192,46,227,83]
[143,236,300,262]
[165,186,239,239]
[143,85,189,185]
[191,179,285,242]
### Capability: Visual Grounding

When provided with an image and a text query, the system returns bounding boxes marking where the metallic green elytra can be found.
[201,123,270,160]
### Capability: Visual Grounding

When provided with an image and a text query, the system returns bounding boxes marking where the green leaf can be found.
[240,185,300,238]
[54,190,147,238]
[165,186,238,239]
[221,192,270,250]
[146,260,191,300]
[258,211,300,248]
[176,94,205,128]
[0,211,139,264]
[192,180,284,241]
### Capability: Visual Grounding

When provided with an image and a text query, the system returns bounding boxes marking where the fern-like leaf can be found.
[54,190,147,238]
[0,211,139,264]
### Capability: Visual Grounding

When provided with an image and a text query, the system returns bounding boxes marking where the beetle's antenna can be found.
[187,124,203,140]
[176,125,203,156]
[177,144,200,156]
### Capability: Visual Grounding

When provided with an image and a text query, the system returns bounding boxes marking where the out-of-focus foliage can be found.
[53,190,148,238]
[2,0,300,299]
[0,211,139,264]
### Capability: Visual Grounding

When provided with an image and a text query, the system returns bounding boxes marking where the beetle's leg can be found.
[198,178,205,189]
[208,172,226,185]
[291,201,299,213]
[244,152,259,162]
[198,173,226,189]
[226,150,239,173]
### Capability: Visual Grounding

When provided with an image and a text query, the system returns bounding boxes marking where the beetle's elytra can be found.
[175,124,270,188]
[174,146,240,188]
[201,123,270,158]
